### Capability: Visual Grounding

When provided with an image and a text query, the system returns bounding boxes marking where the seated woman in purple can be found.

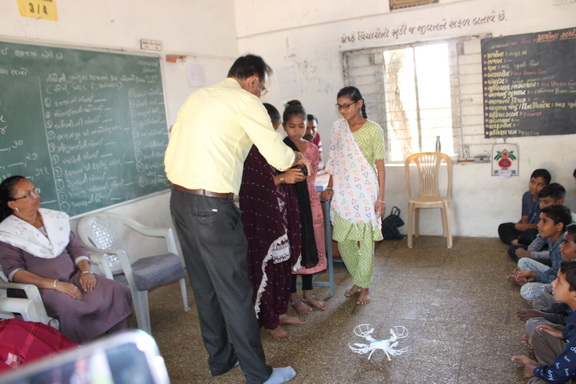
[0,176,132,344]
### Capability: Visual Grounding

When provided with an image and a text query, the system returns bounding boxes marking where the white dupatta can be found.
[325,119,381,229]
[0,208,70,259]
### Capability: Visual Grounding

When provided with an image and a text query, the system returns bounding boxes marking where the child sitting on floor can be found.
[507,205,572,302]
[499,169,551,246]
[512,260,576,383]
[509,183,567,263]
[516,224,576,342]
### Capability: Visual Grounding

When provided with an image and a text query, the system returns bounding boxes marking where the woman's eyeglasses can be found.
[13,187,41,201]
[335,101,357,111]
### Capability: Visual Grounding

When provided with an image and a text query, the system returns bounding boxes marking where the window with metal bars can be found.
[342,35,486,163]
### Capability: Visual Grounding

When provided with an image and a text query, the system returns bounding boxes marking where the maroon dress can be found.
[0,232,132,344]
[239,146,302,330]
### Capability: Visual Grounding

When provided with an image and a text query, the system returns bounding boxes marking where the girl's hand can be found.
[282,168,306,184]
[79,273,97,292]
[320,189,334,201]
[55,281,83,300]
[376,201,386,219]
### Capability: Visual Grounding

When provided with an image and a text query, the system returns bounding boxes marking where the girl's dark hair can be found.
[559,260,576,292]
[283,103,306,123]
[263,103,280,121]
[0,175,26,221]
[540,205,572,231]
[337,86,367,118]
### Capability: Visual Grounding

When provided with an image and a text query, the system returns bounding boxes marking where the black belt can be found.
[172,184,234,200]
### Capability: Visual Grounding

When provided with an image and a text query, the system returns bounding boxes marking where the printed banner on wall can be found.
[492,143,519,177]
[390,0,438,11]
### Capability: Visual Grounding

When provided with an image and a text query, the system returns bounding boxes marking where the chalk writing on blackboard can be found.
[0,41,169,216]
[481,27,576,138]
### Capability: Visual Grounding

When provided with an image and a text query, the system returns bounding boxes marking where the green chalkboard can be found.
[0,41,169,216]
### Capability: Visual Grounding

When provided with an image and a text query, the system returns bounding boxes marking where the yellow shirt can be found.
[164,78,295,194]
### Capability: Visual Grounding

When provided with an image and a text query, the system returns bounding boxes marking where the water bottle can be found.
[435,136,441,152]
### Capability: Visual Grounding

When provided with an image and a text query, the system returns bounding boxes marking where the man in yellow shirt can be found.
[165,54,308,384]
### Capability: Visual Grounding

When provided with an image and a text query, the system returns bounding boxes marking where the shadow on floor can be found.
[139,236,529,384]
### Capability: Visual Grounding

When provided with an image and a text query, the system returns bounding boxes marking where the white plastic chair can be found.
[404,152,453,248]
[77,212,190,335]
[0,268,59,328]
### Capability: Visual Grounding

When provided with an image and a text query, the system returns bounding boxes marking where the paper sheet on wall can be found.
[187,63,206,88]
[276,64,302,99]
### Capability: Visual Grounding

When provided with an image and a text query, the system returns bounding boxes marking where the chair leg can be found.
[415,208,420,238]
[444,203,453,248]
[440,207,448,238]
[407,204,414,248]
[179,278,190,312]
[133,290,152,335]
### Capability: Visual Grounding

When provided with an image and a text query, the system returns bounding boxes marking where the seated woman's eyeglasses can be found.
[335,101,357,111]
[13,187,41,201]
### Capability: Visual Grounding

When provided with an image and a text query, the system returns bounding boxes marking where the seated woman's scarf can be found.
[325,119,380,229]
[0,208,70,259]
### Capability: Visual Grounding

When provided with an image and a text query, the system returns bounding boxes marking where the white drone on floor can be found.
[349,324,409,360]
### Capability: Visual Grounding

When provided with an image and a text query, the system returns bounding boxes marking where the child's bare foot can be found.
[344,285,361,297]
[266,326,291,341]
[521,334,533,349]
[290,293,312,315]
[303,291,327,310]
[280,315,307,326]
[357,288,371,305]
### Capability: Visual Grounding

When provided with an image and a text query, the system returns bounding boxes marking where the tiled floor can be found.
[144,236,531,383]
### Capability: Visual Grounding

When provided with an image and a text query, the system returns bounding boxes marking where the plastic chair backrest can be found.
[404,152,452,200]
[77,213,128,274]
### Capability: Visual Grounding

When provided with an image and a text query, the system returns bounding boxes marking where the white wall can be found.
[234,0,576,237]
[1,0,575,238]
[0,0,239,232]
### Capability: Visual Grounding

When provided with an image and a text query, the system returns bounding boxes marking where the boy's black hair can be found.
[541,205,572,230]
[567,223,576,240]
[538,182,566,201]
[531,168,551,185]
[559,260,576,291]
[263,103,280,121]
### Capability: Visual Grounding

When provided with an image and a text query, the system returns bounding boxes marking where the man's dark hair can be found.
[538,182,566,201]
[227,54,272,81]
[307,114,318,123]
[559,260,576,291]
[541,205,572,230]
[531,168,551,185]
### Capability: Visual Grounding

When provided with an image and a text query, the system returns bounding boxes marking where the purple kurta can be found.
[0,232,132,344]
[240,146,302,330]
